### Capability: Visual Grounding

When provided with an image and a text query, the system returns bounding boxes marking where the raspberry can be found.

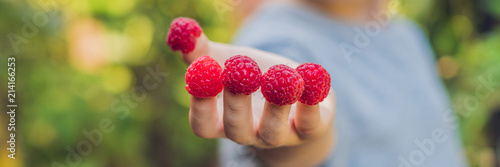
[222,55,262,95]
[185,56,223,98]
[261,64,304,106]
[296,63,331,105]
[167,17,203,54]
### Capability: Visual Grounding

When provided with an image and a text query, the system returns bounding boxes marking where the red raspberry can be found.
[185,56,223,98]
[296,63,331,105]
[222,55,262,95]
[167,17,203,54]
[261,64,304,106]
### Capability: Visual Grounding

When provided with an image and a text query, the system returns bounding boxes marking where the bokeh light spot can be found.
[437,56,460,79]
[28,119,58,148]
[101,65,133,93]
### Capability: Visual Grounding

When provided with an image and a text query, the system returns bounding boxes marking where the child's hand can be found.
[167,17,335,165]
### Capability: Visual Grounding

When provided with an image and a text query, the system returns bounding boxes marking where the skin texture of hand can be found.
[177,31,336,167]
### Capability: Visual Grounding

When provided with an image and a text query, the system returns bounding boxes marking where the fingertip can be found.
[294,102,322,138]
[222,88,253,112]
[190,95,218,112]
[296,102,320,112]
[259,101,292,120]
[222,89,255,145]
[189,95,222,138]
[257,101,292,147]
[295,102,321,127]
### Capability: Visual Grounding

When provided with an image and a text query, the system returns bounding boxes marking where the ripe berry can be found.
[167,17,203,54]
[261,64,304,106]
[185,56,223,98]
[296,63,331,105]
[222,55,262,95]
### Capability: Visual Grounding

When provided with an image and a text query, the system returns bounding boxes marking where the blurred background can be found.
[0,0,499,166]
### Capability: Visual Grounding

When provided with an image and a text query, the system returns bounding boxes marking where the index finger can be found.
[189,96,224,138]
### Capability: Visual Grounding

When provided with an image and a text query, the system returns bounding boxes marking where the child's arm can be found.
[169,19,336,167]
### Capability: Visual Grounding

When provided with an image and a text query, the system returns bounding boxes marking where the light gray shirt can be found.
[220,3,467,167]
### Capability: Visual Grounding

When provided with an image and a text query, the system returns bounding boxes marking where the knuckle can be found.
[259,138,282,147]
[224,125,253,145]
[224,116,239,129]
[226,103,247,113]
[192,129,214,139]
[296,126,324,140]
[227,135,253,145]
[258,130,283,147]
[297,126,316,136]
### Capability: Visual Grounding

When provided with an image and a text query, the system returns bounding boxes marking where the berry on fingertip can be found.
[222,55,262,95]
[185,56,223,98]
[261,64,304,106]
[167,17,203,54]
[296,63,331,105]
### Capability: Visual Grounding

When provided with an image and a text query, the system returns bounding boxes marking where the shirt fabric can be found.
[219,3,468,167]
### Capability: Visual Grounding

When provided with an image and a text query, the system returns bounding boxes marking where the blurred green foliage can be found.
[0,0,498,166]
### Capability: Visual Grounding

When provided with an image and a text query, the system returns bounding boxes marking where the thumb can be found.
[166,17,210,65]
[181,34,209,64]
[166,17,299,70]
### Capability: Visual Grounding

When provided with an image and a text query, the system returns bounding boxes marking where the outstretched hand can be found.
[167,17,336,167]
